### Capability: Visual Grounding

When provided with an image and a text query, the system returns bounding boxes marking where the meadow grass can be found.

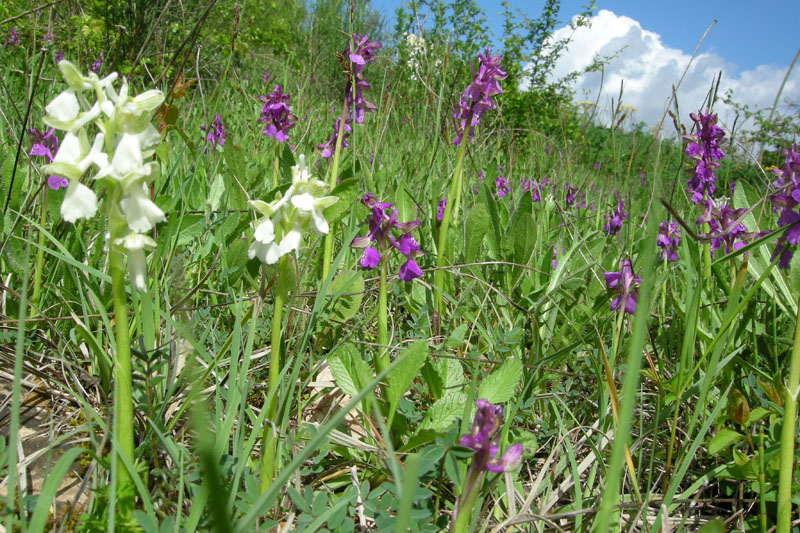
[1,2,799,532]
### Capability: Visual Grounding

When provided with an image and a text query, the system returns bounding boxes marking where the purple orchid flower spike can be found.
[259,84,296,143]
[459,399,523,473]
[697,199,752,258]
[565,184,577,208]
[28,128,68,190]
[603,199,628,236]
[89,51,104,74]
[452,399,523,530]
[350,193,424,282]
[317,115,352,159]
[345,34,382,124]
[768,145,800,268]
[452,48,507,146]
[603,259,641,315]
[3,27,18,47]
[437,197,447,221]
[201,114,229,148]
[683,111,725,204]
[495,174,510,198]
[657,221,681,262]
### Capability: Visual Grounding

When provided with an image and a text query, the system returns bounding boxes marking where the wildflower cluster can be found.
[657,221,681,261]
[495,166,510,198]
[520,177,547,202]
[201,114,229,148]
[3,27,18,47]
[452,48,507,146]
[28,127,67,190]
[565,183,578,208]
[603,259,641,315]
[259,84,296,143]
[317,114,351,159]
[684,111,725,204]
[403,32,440,81]
[317,34,381,158]
[603,198,628,236]
[248,155,338,264]
[436,197,447,221]
[90,51,104,74]
[452,399,522,529]
[41,60,166,290]
[350,193,424,282]
[458,399,522,473]
[697,201,751,258]
[769,145,800,268]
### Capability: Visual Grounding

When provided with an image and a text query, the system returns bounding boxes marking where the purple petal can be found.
[359,247,380,269]
[46,175,69,190]
[623,293,638,315]
[603,272,621,290]
[398,259,422,281]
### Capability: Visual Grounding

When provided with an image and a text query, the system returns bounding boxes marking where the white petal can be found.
[278,227,302,256]
[53,131,86,164]
[311,208,329,234]
[61,181,98,222]
[136,124,161,150]
[116,232,156,251]
[111,133,143,174]
[100,100,115,118]
[253,218,275,244]
[264,242,282,264]
[291,154,312,184]
[291,193,315,211]
[45,90,80,122]
[126,245,148,291]
[248,239,268,262]
[119,184,165,233]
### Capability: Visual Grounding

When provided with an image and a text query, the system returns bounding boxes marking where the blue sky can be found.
[371,1,800,127]
[373,1,800,72]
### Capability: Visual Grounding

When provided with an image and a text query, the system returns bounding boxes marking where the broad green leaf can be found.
[478,184,502,258]
[327,270,364,322]
[435,357,465,393]
[328,353,358,397]
[223,143,247,182]
[708,428,744,456]
[478,358,522,404]
[444,324,468,349]
[208,172,225,211]
[328,343,372,401]
[512,214,536,265]
[387,341,428,413]
[697,520,726,533]
[323,177,359,224]
[464,203,489,263]
[420,392,467,432]
[395,187,415,223]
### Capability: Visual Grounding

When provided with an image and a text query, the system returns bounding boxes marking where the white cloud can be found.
[535,9,800,132]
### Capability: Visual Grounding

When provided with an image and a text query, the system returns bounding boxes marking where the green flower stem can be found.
[321,103,348,282]
[271,142,280,190]
[606,307,642,502]
[433,135,469,332]
[108,203,135,519]
[260,254,290,494]
[31,185,48,309]
[376,256,389,374]
[777,296,800,533]
[451,469,481,533]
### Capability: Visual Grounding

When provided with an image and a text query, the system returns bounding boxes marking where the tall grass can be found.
[0,1,798,531]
